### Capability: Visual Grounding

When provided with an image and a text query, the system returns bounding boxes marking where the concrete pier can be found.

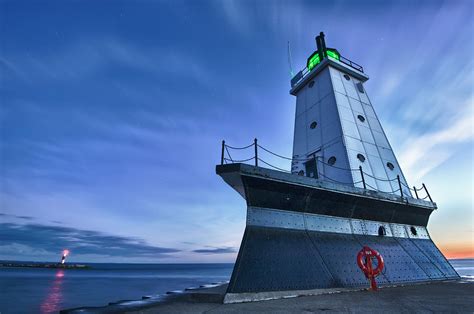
[132,281,474,313]
[62,280,474,313]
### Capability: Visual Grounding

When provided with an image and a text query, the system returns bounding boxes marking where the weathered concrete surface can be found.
[61,284,228,313]
[125,281,474,313]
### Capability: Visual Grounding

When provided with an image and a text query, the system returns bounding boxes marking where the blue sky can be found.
[1,0,472,262]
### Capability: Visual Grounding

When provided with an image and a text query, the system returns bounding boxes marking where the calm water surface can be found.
[0,260,472,313]
[0,262,233,313]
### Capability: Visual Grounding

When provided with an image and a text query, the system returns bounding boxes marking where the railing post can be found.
[254,138,258,167]
[397,175,403,200]
[422,183,433,203]
[413,186,419,199]
[221,140,225,165]
[359,166,366,189]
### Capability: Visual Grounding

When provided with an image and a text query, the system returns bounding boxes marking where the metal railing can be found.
[291,54,364,88]
[220,139,434,204]
[339,55,364,73]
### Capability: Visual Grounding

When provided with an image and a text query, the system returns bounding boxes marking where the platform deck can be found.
[131,280,474,313]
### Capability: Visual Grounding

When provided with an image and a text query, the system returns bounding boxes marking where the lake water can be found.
[0,262,233,313]
[0,259,472,313]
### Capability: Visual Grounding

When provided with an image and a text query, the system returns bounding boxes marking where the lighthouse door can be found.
[304,156,318,179]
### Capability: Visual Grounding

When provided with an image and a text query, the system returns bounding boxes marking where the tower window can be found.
[357,154,366,162]
[386,162,395,171]
[356,82,364,93]
[328,156,336,165]
[310,121,317,129]
[343,74,350,81]
[298,170,305,176]
[357,115,365,122]
[410,226,418,236]
[308,80,315,88]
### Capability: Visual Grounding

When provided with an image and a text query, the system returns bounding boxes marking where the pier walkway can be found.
[130,280,473,313]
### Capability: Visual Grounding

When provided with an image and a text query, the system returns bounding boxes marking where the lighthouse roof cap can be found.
[290,57,369,95]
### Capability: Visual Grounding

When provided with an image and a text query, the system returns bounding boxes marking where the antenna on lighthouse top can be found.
[287,41,294,78]
[320,32,327,53]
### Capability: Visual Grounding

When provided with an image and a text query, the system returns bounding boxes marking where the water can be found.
[0,262,233,313]
[0,260,472,314]
[450,259,474,280]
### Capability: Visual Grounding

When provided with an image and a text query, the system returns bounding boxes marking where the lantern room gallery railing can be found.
[220,139,433,204]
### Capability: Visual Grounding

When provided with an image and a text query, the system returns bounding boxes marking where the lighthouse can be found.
[290,32,410,196]
[216,32,458,302]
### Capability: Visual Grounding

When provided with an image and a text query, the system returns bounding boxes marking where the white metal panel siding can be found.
[320,95,342,144]
[357,125,376,144]
[318,67,334,99]
[340,119,361,140]
[292,114,307,157]
[306,104,322,153]
[295,90,306,117]
[291,65,411,196]
[322,140,353,184]
[306,80,320,106]
[350,101,365,120]
[335,92,351,110]
[378,147,397,162]
[345,136,365,152]
[327,65,411,195]
[292,67,339,177]
[338,103,356,123]
[363,142,380,157]
[347,149,377,189]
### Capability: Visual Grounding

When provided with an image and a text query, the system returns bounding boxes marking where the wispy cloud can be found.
[0,213,35,221]
[399,101,473,181]
[193,247,236,254]
[217,0,253,35]
[0,222,180,259]
[1,37,214,90]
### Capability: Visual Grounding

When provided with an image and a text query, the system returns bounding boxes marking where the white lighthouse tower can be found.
[290,32,410,196]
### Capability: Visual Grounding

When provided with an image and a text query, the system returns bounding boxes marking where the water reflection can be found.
[40,270,64,313]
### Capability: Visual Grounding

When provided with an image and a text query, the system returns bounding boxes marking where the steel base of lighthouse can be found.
[217,164,458,298]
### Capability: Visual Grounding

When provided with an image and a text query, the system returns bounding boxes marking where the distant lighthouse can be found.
[60,250,69,264]
[290,32,410,196]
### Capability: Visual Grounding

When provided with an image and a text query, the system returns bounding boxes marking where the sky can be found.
[0,0,473,263]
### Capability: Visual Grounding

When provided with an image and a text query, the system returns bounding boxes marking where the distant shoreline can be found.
[1,258,471,264]
[0,260,237,265]
[0,262,90,269]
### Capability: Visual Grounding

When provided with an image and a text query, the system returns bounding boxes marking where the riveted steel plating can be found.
[350,219,367,235]
[360,220,393,237]
[303,213,352,234]
[247,207,428,239]
[248,207,401,237]
[390,223,409,238]
[247,207,305,230]
[405,225,430,239]
[248,207,352,233]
